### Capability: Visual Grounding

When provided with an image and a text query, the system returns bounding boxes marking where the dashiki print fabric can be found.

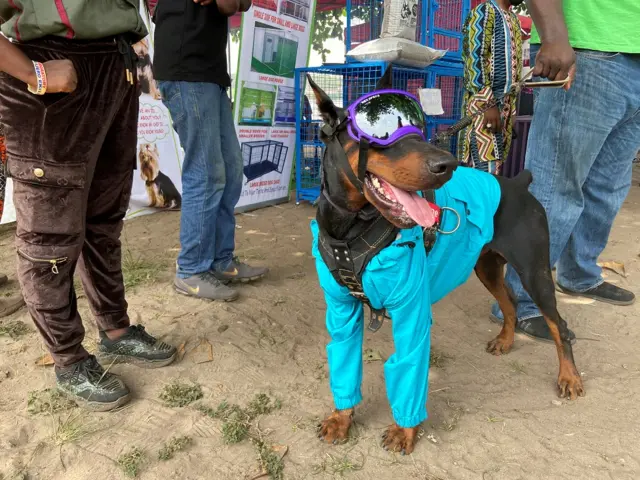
[458,0,523,175]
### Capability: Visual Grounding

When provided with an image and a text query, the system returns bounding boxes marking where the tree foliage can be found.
[312,9,346,62]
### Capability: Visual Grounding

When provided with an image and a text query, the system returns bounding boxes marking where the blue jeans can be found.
[493,47,640,321]
[158,81,243,278]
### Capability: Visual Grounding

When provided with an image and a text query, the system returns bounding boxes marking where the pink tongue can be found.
[384,181,439,228]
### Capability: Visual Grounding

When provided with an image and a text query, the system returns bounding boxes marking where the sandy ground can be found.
[1,167,639,480]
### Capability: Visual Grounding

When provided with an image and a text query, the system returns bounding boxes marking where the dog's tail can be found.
[513,169,533,187]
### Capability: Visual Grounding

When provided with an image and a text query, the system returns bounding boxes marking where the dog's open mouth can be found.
[364,173,439,228]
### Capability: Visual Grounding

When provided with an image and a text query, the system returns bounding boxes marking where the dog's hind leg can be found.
[489,175,584,400]
[474,250,516,355]
[510,259,584,400]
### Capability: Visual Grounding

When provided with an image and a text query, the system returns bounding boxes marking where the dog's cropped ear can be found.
[375,66,393,90]
[307,74,339,126]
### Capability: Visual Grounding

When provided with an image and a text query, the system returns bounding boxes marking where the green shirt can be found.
[0,0,147,42]
[530,0,640,54]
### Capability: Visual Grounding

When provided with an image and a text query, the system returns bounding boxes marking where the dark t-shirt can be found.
[152,0,230,87]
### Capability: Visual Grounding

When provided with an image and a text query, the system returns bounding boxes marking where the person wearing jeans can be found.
[153,0,268,301]
[491,0,640,341]
[0,3,177,411]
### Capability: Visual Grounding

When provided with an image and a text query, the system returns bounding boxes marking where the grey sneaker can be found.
[56,355,131,412]
[174,272,239,301]
[213,256,269,284]
[97,324,177,368]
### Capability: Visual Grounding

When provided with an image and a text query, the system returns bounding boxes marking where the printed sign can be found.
[127,7,184,218]
[233,0,317,209]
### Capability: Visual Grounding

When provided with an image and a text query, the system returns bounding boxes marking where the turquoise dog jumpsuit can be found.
[311,167,502,428]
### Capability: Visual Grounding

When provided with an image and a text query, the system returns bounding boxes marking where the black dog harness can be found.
[316,119,441,332]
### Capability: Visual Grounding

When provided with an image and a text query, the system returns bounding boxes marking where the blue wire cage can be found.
[294,61,463,204]
[345,0,472,61]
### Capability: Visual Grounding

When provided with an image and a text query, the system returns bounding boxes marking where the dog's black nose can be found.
[429,152,458,176]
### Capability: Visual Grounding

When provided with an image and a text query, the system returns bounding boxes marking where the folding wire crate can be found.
[426,63,464,155]
[344,0,472,61]
[242,140,289,183]
[427,0,472,60]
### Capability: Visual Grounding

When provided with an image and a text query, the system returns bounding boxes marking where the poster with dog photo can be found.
[0,9,184,225]
[127,6,185,219]
[233,0,317,210]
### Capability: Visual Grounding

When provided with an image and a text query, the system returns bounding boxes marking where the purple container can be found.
[503,115,532,178]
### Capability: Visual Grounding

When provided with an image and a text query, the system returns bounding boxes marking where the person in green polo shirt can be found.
[491,0,640,341]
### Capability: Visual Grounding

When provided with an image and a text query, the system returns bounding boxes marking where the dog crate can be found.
[275,86,296,124]
[345,0,472,61]
[279,0,311,22]
[425,62,464,154]
[252,26,299,79]
[295,62,445,204]
[242,140,289,183]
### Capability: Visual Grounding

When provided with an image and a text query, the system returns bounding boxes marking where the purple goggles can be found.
[346,89,426,148]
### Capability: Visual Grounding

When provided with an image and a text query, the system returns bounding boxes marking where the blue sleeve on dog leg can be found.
[311,220,366,410]
[324,293,365,410]
[362,231,433,428]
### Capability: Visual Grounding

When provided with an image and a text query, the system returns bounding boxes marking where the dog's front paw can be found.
[557,366,585,400]
[381,424,419,455]
[486,335,513,355]
[317,409,353,445]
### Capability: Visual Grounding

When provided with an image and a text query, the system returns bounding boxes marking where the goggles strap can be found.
[357,138,370,191]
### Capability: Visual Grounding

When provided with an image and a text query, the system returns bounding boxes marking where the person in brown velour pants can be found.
[0,2,176,412]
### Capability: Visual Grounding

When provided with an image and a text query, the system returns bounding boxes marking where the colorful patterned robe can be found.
[458,0,523,175]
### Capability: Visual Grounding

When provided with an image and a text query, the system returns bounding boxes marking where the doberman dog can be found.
[309,67,584,455]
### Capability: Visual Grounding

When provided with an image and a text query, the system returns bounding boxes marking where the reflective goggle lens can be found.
[352,93,425,141]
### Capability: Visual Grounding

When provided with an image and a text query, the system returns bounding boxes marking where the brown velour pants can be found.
[0,37,138,367]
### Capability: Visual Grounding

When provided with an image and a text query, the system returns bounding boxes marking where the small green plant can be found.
[247,393,282,417]
[254,439,285,480]
[312,453,365,476]
[0,321,30,339]
[158,436,192,460]
[117,447,145,478]
[159,382,203,407]
[27,389,76,415]
[509,361,527,374]
[429,350,451,369]
[51,414,93,446]
[121,248,162,290]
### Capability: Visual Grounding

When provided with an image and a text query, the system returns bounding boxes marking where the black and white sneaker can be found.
[97,324,177,368]
[56,355,130,412]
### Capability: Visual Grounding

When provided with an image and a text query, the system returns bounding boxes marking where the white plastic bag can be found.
[347,37,447,69]
[381,0,419,40]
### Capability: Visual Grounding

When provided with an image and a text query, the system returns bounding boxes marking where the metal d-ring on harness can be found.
[316,117,460,333]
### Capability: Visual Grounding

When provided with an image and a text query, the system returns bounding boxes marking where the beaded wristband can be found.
[27,61,47,95]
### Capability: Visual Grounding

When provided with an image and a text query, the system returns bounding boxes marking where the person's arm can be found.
[0,35,37,86]
[239,0,252,12]
[0,34,77,93]
[462,4,501,133]
[526,0,576,86]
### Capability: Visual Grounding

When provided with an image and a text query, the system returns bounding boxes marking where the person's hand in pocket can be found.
[43,59,78,93]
